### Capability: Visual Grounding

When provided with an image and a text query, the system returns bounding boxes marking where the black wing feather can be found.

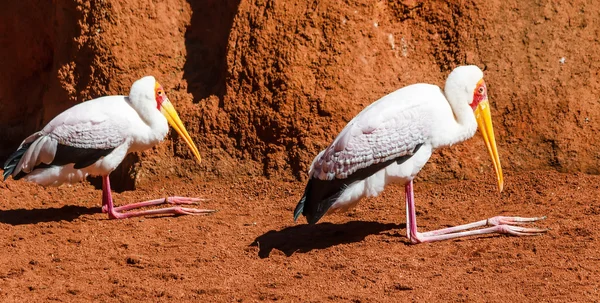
[52,144,115,169]
[295,143,423,224]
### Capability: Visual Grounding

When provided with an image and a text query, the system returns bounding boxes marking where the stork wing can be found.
[311,105,429,181]
[46,118,126,150]
[6,110,128,179]
[295,104,431,223]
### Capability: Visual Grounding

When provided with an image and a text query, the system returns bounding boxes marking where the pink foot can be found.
[411,216,547,244]
[101,176,215,220]
[404,180,547,244]
[113,196,208,212]
[485,216,547,226]
[107,196,215,219]
[108,205,216,220]
[102,196,207,213]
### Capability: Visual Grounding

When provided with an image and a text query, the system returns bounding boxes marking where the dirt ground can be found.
[0,170,598,302]
[2,0,600,302]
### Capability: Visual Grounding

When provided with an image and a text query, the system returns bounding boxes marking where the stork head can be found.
[446,65,503,192]
[130,76,202,163]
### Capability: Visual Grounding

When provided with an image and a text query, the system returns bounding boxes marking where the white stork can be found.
[3,76,214,219]
[294,65,546,243]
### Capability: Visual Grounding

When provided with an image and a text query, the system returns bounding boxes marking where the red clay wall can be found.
[2,0,599,187]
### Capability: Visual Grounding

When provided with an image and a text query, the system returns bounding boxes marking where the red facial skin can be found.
[155,84,166,110]
[470,79,487,111]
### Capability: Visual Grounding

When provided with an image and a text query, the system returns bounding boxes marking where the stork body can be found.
[294,65,545,243]
[3,76,214,219]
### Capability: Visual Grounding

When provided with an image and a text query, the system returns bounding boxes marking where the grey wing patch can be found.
[312,109,429,180]
[49,121,125,149]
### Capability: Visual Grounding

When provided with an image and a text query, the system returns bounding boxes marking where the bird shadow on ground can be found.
[251,221,405,258]
[0,205,100,225]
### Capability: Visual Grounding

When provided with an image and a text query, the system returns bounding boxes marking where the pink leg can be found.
[404,180,547,244]
[101,175,215,220]
[102,177,110,213]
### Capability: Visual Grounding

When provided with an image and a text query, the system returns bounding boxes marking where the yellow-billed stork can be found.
[3,76,214,219]
[294,65,546,243]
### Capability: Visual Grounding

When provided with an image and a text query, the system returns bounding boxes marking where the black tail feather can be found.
[294,178,347,224]
[3,142,33,181]
[293,196,305,222]
[3,141,115,181]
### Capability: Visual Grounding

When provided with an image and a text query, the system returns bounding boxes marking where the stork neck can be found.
[125,97,161,125]
[430,93,477,148]
[125,96,169,145]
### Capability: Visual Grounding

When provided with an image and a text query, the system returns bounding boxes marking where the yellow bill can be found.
[474,99,503,192]
[160,99,202,164]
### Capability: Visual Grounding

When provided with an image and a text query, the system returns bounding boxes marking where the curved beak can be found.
[474,99,503,192]
[160,99,202,163]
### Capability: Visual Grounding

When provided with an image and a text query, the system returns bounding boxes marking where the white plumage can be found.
[3,76,212,219]
[295,65,546,243]
[13,95,162,186]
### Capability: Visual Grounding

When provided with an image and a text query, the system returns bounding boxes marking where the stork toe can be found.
[166,196,208,205]
[495,224,548,236]
[487,215,547,226]
[172,207,217,215]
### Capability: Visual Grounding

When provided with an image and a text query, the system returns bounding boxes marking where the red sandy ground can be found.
[0,170,598,302]
[2,1,600,302]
